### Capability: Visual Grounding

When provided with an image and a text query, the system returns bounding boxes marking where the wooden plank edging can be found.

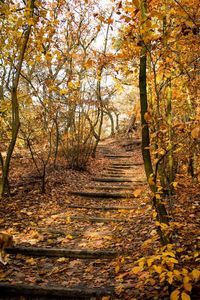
[0,283,115,298]
[5,247,118,259]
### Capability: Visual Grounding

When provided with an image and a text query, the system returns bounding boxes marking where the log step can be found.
[0,283,114,299]
[68,216,136,223]
[65,204,136,210]
[111,162,143,166]
[102,174,134,178]
[107,166,135,170]
[92,177,136,182]
[6,246,117,259]
[86,185,141,190]
[87,182,144,191]
[105,155,132,158]
[68,191,135,198]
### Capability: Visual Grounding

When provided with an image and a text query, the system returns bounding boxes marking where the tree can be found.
[0,0,36,197]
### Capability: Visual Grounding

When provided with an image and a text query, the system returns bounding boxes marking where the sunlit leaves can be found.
[181,292,191,300]
[170,289,180,300]
[191,269,200,281]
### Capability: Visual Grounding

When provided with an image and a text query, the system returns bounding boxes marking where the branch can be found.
[173,0,199,27]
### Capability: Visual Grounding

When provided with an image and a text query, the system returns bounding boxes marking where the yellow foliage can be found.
[183,282,192,292]
[153,265,162,274]
[148,174,155,186]
[66,234,73,240]
[191,269,200,281]
[133,189,142,197]
[115,265,120,274]
[170,289,180,300]
[181,292,191,300]
[132,266,141,274]
[191,126,200,139]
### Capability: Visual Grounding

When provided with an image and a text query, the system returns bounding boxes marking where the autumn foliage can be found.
[0,0,199,299]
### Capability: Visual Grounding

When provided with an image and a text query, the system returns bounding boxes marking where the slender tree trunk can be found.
[0,0,35,198]
[139,0,169,245]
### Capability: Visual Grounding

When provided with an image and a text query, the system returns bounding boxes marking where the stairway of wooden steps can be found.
[2,137,147,299]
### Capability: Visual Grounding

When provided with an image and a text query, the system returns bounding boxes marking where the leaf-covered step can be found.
[111,162,143,166]
[86,185,142,190]
[67,215,136,223]
[0,283,115,299]
[102,174,134,178]
[68,190,135,198]
[107,166,135,170]
[105,154,132,158]
[65,204,136,210]
[92,177,137,182]
[6,246,117,259]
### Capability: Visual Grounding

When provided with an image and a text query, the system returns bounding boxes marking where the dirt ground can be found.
[0,137,199,299]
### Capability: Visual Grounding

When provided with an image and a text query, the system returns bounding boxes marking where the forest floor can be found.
[0,135,199,299]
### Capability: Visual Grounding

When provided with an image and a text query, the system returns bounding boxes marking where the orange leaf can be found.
[170,289,180,300]
[181,292,191,300]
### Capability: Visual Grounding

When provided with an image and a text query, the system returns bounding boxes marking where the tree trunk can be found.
[139,0,169,245]
[0,1,35,198]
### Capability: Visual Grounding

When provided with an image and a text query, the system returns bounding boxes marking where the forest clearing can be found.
[0,0,199,299]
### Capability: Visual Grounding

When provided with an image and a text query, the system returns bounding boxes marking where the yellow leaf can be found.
[132,266,141,274]
[60,89,68,96]
[57,257,69,262]
[153,211,157,218]
[102,296,111,300]
[191,269,200,281]
[181,292,191,300]
[144,111,151,123]
[153,265,162,274]
[155,193,161,199]
[147,257,154,267]
[183,276,190,284]
[167,257,178,264]
[84,59,94,68]
[115,265,120,274]
[66,216,71,223]
[133,189,142,198]
[182,268,189,275]
[167,271,173,284]
[173,270,181,278]
[139,260,145,269]
[132,0,140,8]
[162,251,176,257]
[183,282,192,292]
[148,175,155,186]
[66,234,73,239]
[68,82,74,89]
[170,289,180,300]
[172,182,178,188]
[191,127,200,139]
[26,258,36,265]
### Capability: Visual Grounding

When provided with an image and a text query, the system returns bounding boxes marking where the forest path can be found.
[1,137,154,299]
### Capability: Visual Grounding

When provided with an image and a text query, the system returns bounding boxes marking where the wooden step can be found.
[102,174,134,178]
[92,177,136,182]
[105,155,132,158]
[68,191,135,198]
[65,204,136,210]
[111,162,143,166]
[67,216,136,223]
[86,185,142,190]
[6,246,117,259]
[107,166,135,170]
[0,283,114,299]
